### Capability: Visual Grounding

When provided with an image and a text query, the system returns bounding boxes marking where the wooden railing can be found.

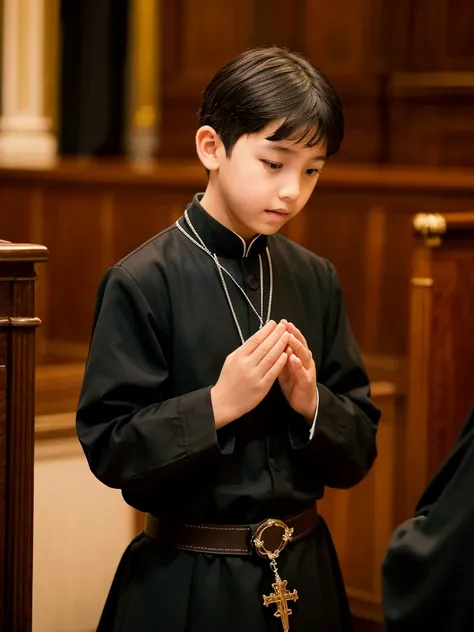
[0,242,49,632]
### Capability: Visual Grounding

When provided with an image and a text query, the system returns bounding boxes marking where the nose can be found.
[278,176,301,202]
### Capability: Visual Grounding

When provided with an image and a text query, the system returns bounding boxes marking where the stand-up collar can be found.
[179,193,268,259]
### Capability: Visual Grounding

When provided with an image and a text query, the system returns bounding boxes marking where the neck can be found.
[200,186,258,243]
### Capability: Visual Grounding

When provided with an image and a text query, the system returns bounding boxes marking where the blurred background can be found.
[0,1,473,630]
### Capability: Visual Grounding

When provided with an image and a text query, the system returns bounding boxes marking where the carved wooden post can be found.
[404,212,474,518]
[0,242,49,632]
[404,214,445,517]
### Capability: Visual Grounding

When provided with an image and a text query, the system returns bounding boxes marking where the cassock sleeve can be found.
[382,406,474,630]
[289,260,380,488]
[76,265,221,492]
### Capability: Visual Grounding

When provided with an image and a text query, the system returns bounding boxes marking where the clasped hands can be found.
[211,320,318,429]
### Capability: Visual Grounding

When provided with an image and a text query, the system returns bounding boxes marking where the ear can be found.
[195,126,224,172]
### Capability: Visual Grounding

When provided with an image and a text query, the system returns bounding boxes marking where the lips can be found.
[265,209,290,215]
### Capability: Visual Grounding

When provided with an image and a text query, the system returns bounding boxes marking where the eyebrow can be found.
[267,144,326,161]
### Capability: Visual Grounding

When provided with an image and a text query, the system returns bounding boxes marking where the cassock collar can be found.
[183,193,268,259]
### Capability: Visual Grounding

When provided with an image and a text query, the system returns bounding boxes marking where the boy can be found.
[383,405,474,630]
[77,46,380,632]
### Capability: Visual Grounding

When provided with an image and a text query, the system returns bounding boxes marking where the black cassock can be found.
[77,194,380,632]
[383,404,474,631]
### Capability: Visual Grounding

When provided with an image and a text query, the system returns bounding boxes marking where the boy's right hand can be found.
[211,321,289,429]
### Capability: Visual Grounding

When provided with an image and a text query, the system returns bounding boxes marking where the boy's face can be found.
[201,120,327,239]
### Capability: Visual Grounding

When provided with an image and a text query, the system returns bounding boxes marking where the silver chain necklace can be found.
[175,209,273,344]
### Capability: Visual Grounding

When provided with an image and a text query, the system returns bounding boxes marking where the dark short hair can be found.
[198,46,344,158]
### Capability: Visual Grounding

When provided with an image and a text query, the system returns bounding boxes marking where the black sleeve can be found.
[289,260,380,488]
[76,265,221,492]
[382,407,474,630]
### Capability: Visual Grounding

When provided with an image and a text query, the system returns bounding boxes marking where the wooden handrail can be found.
[445,212,474,231]
[0,243,49,262]
[0,159,473,193]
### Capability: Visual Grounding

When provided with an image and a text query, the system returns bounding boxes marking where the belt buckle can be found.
[252,518,293,558]
[252,518,298,632]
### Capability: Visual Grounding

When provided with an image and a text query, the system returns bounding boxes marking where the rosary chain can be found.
[175,211,273,344]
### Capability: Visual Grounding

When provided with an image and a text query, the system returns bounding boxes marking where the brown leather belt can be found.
[144,504,318,556]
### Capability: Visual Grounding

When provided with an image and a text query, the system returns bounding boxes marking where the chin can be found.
[258,225,282,236]
[255,215,291,236]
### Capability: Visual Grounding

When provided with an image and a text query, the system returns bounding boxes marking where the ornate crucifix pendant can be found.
[253,519,298,632]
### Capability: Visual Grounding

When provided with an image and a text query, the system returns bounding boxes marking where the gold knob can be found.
[413,213,447,247]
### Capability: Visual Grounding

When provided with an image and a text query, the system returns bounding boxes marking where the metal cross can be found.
[263,578,298,632]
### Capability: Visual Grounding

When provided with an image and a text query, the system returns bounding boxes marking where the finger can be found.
[251,322,288,364]
[241,320,277,355]
[288,354,311,382]
[265,352,288,383]
[278,362,291,388]
[258,330,290,373]
[287,334,312,369]
[289,353,304,371]
[287,334,308,357]
[286,322,308,348]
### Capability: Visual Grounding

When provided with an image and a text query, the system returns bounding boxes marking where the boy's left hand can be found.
[278,321,318,424]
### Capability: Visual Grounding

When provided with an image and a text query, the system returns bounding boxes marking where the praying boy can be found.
[77,46,381,632]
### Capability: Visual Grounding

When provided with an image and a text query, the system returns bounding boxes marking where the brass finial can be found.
[413,213,447,247]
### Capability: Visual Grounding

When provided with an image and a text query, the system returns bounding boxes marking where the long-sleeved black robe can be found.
[382,404,474,630]
[76,194,380,632]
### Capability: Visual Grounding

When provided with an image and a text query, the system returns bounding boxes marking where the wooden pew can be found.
[323,210,474,627]
[0,242,49,632]
[404,211,474,517]
[319,381,399,625]
[35,361,84,418]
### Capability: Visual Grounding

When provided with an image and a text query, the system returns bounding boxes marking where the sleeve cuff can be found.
[288,385,320,450]
[179,386,235,456]
[309,386,320,440]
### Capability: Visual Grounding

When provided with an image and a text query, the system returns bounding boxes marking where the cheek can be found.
[302,177,319,202]
[225,162,271,201]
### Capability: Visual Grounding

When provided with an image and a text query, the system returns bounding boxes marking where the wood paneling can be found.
[158,0,474,167]
[41,187,106,346]
[300,0,384,165]
[0,160,473,376]
[35,362,84,419]
[159,0,385,164]
[390,0,474,72]
[320,382,399,623]
[160,0,256,158]
[112,190,190,261]
[0,186,36,242]
[389,80,474,166]
[386,0,474,165]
